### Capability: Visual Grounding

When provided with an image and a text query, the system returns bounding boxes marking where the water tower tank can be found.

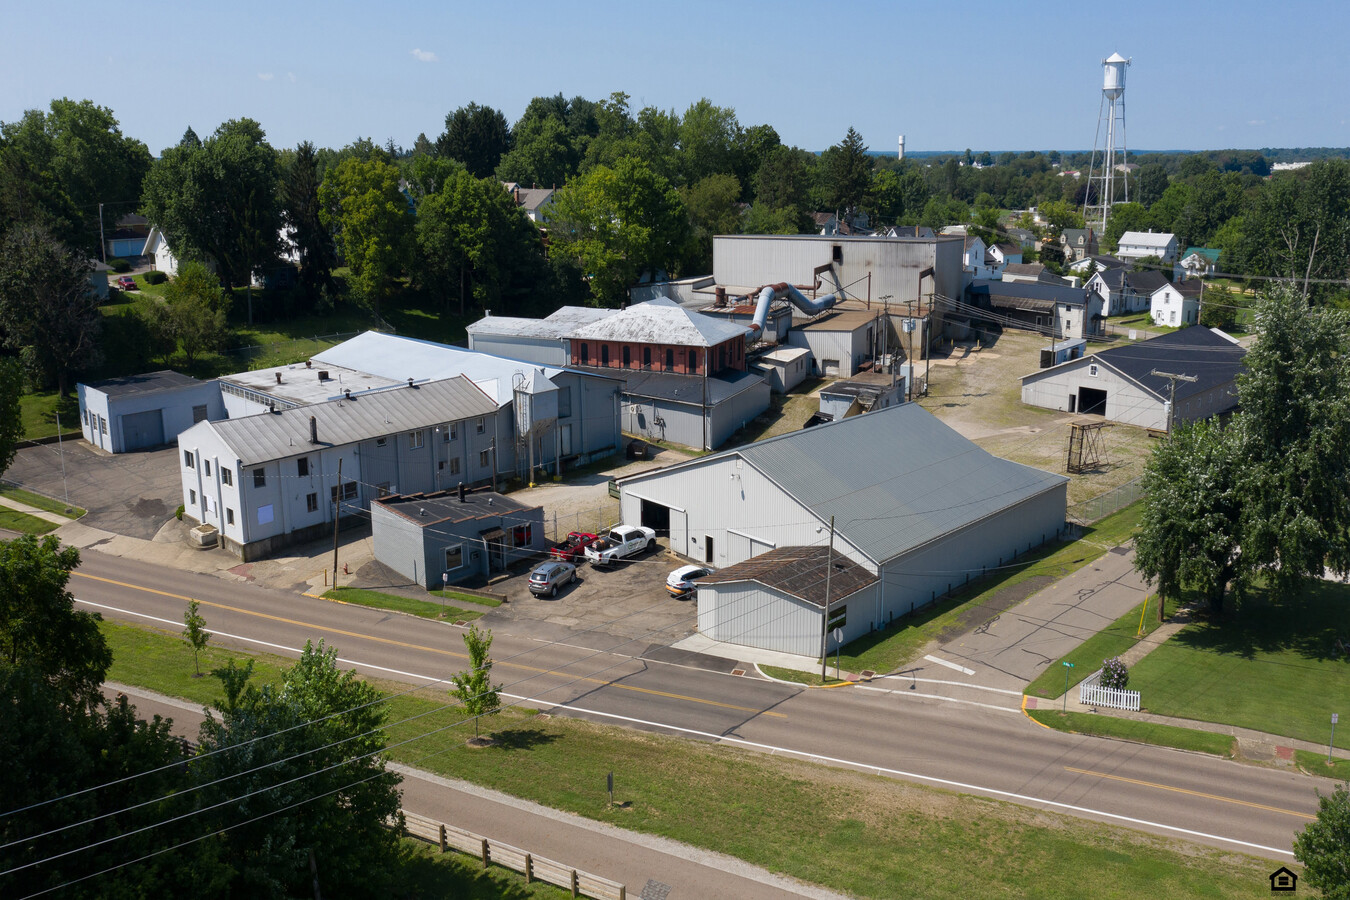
[1102,53,1129,99]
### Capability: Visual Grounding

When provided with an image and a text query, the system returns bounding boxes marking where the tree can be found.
[161,261,230,367]
[1101,202,1150,250]
[182,599,211,677]
[0,535,110,709]
[968,206,1001,245]
[1239,160,1350,302]
[0,359,22,482]
[1197,284,1237,330]
[0,224,103,395]
[820,127,872,217]
[281,141,337,310]
[678,98,741,185]
[680,173,742,271]
[1135,163,1169,208]
[1294,781,1350,899]
[319,154,412,319]
[548,156,689,305]
[496,113,574,188]
[195,642,402,899]
[1039,199,1085,238]
[436,103,512,178]
[450,625,500,742]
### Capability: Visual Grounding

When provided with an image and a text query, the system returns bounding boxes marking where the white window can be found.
[184,450,195,468]
[221,468,232,486]
[1170,311,1177,324]
[409,431,424,450]
[99,415,107,435]
[1088,364,1099,377]
[306,493,318,513]
[476,417,485,435]
[444,545,464,570]
[188,489,197,505]
[444,423,457,442]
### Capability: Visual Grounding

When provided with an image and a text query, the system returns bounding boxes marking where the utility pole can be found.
[820,515,835,682]
[331,457,343,587]
[98,203,107,264]
[1150,369,1197,433]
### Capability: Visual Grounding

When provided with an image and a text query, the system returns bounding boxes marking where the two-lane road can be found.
[72,550,1320,861]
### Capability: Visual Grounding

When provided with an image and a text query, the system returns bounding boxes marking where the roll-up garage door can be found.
[120,409,165,451]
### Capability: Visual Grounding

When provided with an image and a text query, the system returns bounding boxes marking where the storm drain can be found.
[640,879,672,899]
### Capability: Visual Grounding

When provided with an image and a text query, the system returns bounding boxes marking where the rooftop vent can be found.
[318,370,329,381]
[309,415,318,445]
[344,389,352,400]
[275,372,283,385]
[407,378,415,388]
[305,360,312,369]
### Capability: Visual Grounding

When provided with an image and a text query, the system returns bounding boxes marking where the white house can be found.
[962,235,998,280]
[1177,247,1221,280]
[1086,268,1168,316]
[1150,279,1202,327]
[141,227,180,277]
[986,242,1023,268]
[1115,230,1178,265]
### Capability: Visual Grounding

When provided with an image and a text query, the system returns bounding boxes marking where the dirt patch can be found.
[935,575,1054,645]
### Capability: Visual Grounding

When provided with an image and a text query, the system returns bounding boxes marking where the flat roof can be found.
[220,361,402,406]
[83,370,202,398]
[794,309,881,332]
[375,489,539,528]
[755,347,812,365]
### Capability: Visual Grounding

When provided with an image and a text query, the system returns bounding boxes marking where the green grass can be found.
[394,837,570,898]
[102,619,286,700]
[325,586,485,622]
[1027,710,1237,757]
[1293,750,1350,780]
[1025,593,1181,699]
[759,665,850,686]
[835,503,1143,676]
[429,589,503,608]
[0,485,84,518]
[100,619,1285,900]
[18,391,81,441]
[1126,580,1350,751]
[0,508,59,534]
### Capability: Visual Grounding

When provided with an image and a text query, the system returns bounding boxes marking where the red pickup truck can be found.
[550,532,598,563]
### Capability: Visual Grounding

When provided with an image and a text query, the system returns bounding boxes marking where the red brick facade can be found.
[571,336,746,376]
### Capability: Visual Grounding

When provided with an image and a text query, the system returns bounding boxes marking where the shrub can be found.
[175,504,185,521]
[108,257,132,273]
[144,270,168,285]
[1101,656,1130,689]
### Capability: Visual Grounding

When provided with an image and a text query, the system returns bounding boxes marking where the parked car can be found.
[666,564,714,598]
[116,276,137,291]
[528,561,576,597]
[550,531,598,563]
[584,524,657,567]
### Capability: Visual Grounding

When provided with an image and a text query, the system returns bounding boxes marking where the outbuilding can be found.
[786,308,882,377]
[751,346,811,393]
[616,404,1067,655]
[78,371,224,453]
[371,488,545,589]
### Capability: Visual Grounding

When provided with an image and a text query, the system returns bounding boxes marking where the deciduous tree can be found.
[437,103,512,178]
[161,261,230,367]
[319,154,412,320]
[1294,781,1350,900]
[450,625,500,741]
[0,359,22,481]
[182,599,211,677]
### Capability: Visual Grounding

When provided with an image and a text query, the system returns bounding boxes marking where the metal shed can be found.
[78,371,224,454]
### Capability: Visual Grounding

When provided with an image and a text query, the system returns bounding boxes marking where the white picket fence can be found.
[1078,668,1141,711]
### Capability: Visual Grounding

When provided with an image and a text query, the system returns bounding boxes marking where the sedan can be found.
[666,564,713,598]
[116,276,138,290]
[528,561,576,597]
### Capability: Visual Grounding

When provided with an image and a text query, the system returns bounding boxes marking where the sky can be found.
[5,0,1349,157]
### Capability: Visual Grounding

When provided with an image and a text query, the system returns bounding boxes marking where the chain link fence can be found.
[543,505,620,543]
[1067,476,1144,526]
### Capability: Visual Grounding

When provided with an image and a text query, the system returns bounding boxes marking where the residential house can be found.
[966,279,1104,341]
[1150,279,1203,327]
[104,214,150,259]
[1021,327,1244,430]
[1086,268,1169,316]
[811,212,840,236]
[1001,263,1069,286]
[1069,254,1126,276]
[504,183,555,224]
[987,242,1023,268]
[1115,230,1178,265]
[1177,247,1221,280]
[1061,228,1097,262]
[1005,226,1037,250]
[962,235,999,281]
[141,226,180,276]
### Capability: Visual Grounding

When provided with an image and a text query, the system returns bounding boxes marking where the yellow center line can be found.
[1064,766,1314,819]
[74,571,786,718]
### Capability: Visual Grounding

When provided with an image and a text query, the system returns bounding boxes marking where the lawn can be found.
[324,586,486,623]
[0,508,59,535]
[0,485,84,518]
[1027,710,1236,757]
[1125,580,1350,752]
[101,619,1283,900]
[18,391,81,441]
[833,502,1143,676]
[1024,593,1181,699]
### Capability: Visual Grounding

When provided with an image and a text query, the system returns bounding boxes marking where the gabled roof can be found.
[466,306,616,340]
[567,297,749,347]
[1118,231,1176,249]
[992,242,1020,256]
[968,279,1090,309]
[1128,270,1170,295]
[1182,247,1221,263]
[1062,228,1093,244]
[192,377,498,467]
[514,187,554,212]
[623,404,1067,566]
[699,546,877,608]
[1026,327,1245,403]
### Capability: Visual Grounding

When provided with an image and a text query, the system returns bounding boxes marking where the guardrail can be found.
[1078,669,1141,711]
[403,810,626,900]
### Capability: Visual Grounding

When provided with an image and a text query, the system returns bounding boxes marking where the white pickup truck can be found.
[584,525,657,566]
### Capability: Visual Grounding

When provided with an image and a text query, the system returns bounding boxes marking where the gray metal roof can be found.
[375,489,538,528]
[700,545,877,608]
[968,279,1089,308]
[568,297,749,347]
[83,370,202,397]
[199,377,498,466]
[735,404,1066,564]
[466,306,615,339]
[220,361,401,406]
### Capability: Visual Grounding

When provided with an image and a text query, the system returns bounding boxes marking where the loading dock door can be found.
[1078,387,1107,416]
[640,499,671,537]
[120,409,165,451]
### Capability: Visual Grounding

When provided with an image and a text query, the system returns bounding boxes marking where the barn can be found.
[616,403,1068,656]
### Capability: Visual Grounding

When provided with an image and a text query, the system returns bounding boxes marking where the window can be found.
[82,408,88,425]
[306,493,318,513]
[184,450,195,468]
[188,489,197,505]
[447,457,461,475]
[99,415,107,435]
[622,346,631,367]
[579,343,589,365]
[1088,364,1099,377]
[601,345,610,366]
[192,404,208,424]
[444,545,464,570]
[204,460,211,476]
[444,422,457,442]
[475,417,485,435]
[226,508,235,526]
[665,348,674,370]
[253,468,266,488]
[642,347,651,368]
[297,457,309,477]
[376,483,391,498]
[1169,310,1177,325]
[330,481,358,503]
[512,524,532,546]
[376,437,387,447]
[688,349,697,372]
[479,449,491,467]
[257,504,274,525]
[409,430,424,449]
[221,468,232,486]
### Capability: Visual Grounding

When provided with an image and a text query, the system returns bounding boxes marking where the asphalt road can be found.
[72,550,1321,867]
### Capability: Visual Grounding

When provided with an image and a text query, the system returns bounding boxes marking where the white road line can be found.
[923,653,976,675]
[81,599,1293,858]
[851,684,1021,714]
[872,675,1025,697]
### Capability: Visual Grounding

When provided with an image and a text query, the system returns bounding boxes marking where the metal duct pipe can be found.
[749,282,842,335]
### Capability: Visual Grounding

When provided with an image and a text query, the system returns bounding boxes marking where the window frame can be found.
[444,544,464,571]
[253,468,266,488]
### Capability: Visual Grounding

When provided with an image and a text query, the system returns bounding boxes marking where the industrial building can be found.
[78,371,225,453]
[965,280,1105,340]
[466,306,615,366]
[785,308,883,377]
[1020,327,1245,430]
[176,377,501,560]
[616,404,1068,656]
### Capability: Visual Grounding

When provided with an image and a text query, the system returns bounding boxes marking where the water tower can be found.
[898,134,905,160]
[1083,53,1130,236]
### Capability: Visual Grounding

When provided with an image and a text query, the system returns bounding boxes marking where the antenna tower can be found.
[1083,53,1130,236]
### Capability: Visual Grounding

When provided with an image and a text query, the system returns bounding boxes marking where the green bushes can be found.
[143,270,168,285]
[107,257,132,273]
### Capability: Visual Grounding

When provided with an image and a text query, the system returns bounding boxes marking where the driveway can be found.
[5,441,182,541]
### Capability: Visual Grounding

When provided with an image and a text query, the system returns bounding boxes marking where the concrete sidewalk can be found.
[0,494,78,525]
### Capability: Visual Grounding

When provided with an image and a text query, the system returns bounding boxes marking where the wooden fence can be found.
[402,810,626,900]
[1078,669,1142,711]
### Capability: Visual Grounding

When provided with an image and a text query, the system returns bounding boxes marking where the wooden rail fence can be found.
[402,810,626,900]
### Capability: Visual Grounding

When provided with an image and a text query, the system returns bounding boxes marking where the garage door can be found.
[120,409,165,451]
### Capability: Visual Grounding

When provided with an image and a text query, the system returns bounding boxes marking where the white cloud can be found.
[258,72,274,81]
[1247,119,1265,126]
[410,48,437,63]
[288,72,297,83]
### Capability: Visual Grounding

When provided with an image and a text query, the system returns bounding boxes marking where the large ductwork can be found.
[749,282,842,337]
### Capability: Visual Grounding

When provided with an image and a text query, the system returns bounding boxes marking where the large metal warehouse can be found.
[1020,327,1245,431]
[616,404,1068,656]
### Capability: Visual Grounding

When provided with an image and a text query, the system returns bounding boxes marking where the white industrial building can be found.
[78,371,225,453]
[616,404,1068,656]
[465,306,616,366]
[1020,327,1245,430]
[785,308,883,377]
[177,377,500,559]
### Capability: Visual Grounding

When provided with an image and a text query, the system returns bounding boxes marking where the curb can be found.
[753,662,856,689]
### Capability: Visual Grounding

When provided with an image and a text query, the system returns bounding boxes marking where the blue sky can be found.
[6,0,1348,156]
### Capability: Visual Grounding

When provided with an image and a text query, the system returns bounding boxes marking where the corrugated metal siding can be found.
[698,581,879,656]
[467,335,567,367]
[708,379,770,448]
[1021,365,1165,430]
